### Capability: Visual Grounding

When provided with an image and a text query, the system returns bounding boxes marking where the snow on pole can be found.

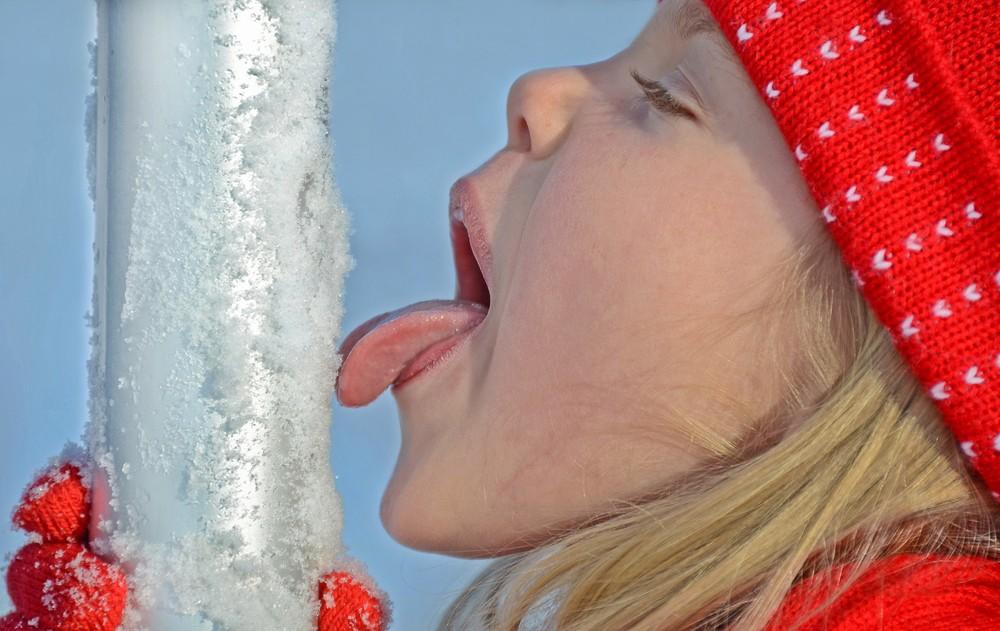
[85,0,362,628]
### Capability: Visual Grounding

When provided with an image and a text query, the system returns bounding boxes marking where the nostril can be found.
[509,117,531,153]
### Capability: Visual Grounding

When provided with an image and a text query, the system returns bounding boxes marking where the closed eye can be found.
[629,68,697,121]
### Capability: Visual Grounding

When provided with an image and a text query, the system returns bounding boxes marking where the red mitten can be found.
[317,570,387,631]
[4,461,127,631]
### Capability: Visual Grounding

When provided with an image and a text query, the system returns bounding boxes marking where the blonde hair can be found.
[437,218,1000,631]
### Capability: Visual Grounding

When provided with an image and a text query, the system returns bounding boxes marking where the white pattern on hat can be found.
[933,133,951,152]
[930,382,950,400]
[872,249,892,270]
[963,284,982,302]
[964,366,985,385]
[876,88,896,107]
[932,299,953,318]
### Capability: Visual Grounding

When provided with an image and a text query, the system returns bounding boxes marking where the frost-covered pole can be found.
[86,1,352,628]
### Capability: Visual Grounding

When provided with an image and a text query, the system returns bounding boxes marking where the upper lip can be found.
[449,176,493,301]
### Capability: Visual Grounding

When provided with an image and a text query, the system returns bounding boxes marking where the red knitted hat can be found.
[697,0,1000,499]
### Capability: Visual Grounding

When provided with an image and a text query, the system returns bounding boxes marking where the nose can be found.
[505,66,590,159]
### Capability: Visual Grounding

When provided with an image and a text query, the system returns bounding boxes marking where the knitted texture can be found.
[763,553,1000,629]
[12,462,89,543]
[6,543,127,631]
[0,613,34,631]
[4,463,127,631]
[318,571,386,631]
[702,0,1000,500]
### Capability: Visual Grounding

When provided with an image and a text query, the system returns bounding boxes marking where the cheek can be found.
[485,130,790,400]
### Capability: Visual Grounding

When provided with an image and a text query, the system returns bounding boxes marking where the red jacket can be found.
[764,553,1000,630]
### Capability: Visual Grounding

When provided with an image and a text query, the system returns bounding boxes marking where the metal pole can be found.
[86,1,349,628]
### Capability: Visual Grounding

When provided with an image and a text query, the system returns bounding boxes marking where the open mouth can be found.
[333,177,493,408]
[451,187,492,310]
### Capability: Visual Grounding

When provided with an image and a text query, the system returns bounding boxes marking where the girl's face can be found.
[378,0,821,556]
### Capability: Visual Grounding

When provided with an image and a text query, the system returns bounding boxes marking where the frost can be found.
[79,0,386,629]
[41,593,57,612]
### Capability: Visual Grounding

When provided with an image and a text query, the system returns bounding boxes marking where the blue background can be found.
[0,1,651,627]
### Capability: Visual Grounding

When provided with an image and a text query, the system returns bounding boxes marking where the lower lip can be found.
[391,317,485,392]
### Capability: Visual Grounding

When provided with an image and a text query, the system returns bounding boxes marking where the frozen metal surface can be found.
[86,1,351,628]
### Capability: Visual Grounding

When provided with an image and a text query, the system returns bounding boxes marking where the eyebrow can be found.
[651,0,739,65]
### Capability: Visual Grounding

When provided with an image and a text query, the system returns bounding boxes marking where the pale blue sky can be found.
[0,1,652,627]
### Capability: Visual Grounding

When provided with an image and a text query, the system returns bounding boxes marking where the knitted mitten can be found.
[3,461,125,631]
[3,459,386,631]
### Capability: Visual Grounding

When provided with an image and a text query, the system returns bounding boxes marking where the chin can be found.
[377,470,505,558]
[379,481,468,556]
[379,482,555,560]
[377,455,454,552]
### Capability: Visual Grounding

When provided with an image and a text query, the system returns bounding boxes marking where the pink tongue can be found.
[335,300,487,407]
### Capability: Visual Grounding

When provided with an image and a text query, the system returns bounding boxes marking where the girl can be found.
[6,0,1000,629]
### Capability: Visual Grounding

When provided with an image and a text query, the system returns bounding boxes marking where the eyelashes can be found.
[629,68,697,121]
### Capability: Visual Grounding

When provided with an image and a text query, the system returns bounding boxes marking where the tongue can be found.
[335,300,487,407]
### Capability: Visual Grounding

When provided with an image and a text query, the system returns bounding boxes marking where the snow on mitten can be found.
[6,542,127,631]
[0,613,35,630]
[318,570,387,631]
[4,460,128,631]
[12,462,89,543]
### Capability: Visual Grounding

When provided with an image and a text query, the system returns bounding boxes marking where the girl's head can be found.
[336,0,1000,628]
[373,0,825,556]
